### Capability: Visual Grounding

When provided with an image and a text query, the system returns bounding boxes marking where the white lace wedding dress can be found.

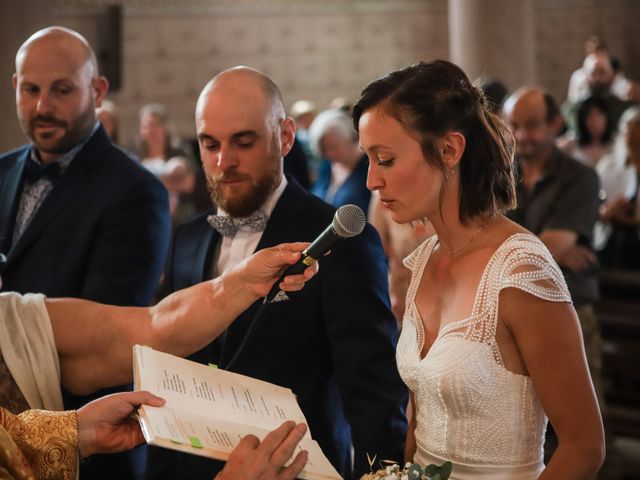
[397,233,572,479]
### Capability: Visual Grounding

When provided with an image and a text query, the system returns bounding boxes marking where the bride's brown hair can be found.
[353,59,516,223]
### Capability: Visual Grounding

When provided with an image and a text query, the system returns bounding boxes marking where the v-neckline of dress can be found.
[410,233,527,362]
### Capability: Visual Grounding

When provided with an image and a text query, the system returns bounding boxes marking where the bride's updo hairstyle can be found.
[353,59,516,223]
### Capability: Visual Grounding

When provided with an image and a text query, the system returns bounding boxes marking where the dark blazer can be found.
[0,126,171,306]
[146,178,407,480]
[0,127,171,479]
[311,155,371,216]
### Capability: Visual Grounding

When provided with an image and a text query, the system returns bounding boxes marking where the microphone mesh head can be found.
[332,204,366,238]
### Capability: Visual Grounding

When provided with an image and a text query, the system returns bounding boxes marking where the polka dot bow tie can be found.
[207,210,268,237]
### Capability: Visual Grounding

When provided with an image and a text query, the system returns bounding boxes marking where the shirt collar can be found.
[515,145,563,186]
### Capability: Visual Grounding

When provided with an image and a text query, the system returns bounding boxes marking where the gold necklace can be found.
[442,225,484,256]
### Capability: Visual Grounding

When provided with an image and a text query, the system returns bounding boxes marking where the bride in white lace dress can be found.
[354,60,604,479]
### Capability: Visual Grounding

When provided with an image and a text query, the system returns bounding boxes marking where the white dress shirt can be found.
[213,176,288,277]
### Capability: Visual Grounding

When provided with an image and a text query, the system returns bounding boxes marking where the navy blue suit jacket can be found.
[146,178,406,480]
[0,126,171,306]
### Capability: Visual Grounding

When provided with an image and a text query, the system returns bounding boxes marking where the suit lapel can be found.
[6,129,107,265]
[194,219,217,283]
[255,178,310,252]
[220,179,311,367]
[0,149,28,253]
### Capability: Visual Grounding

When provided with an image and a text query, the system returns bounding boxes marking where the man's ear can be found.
[280,117,296,157]
[12,73,18,91]
[439,131,466,170]
[91,75,110,108]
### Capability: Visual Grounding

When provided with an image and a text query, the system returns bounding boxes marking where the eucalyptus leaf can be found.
[423,464,438,476]
[407,464,423,478]
[439,461,452,479]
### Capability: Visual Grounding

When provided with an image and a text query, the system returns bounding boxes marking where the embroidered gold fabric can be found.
[0,351,30,415]
[0,407,78,480]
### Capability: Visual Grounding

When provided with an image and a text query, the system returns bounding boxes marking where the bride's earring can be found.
[444,168,455,180]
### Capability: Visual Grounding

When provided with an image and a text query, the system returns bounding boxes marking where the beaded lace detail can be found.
[397,233,571,466]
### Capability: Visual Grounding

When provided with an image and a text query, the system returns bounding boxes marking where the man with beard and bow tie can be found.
[145,66,407,480]
[0,26,170,479]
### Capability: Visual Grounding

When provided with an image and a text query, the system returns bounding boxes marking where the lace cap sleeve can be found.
[498,234,572,303]
[402,236,437,271]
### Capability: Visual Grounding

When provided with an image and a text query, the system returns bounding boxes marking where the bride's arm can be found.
[500,287,604,479]
[404,392,417,463]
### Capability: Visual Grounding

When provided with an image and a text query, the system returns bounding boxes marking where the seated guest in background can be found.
[0,245,315,480]
[355,59,603,479]
[502,87,621,476]
[599,107,640,269]
[310,109,371,215]
[0,26,171,480]
[567,36,631,104]
[559,95,615,167]
[563,50,632,134]
[503,87,602,401]
[146,66,407,480]
[96,99,120,144]
[136,103,197,226]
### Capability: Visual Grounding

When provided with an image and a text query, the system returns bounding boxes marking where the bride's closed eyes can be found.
[376,156,395,166]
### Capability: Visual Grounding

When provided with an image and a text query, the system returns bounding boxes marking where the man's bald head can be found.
[196,66,286,128]
[502,87,561,162]
[503,87,560,124]
[16,26,99,81]
[13,26,108,163]
[584,52,614,94]
[194,66,295,218]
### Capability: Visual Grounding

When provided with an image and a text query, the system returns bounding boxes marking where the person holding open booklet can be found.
[0,243,317,480]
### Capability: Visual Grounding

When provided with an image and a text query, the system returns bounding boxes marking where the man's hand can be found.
[77,391,165,458]
[600,197,632,223]
[232,242,318,298]
[559,244,598,272]
[216,421,309,480]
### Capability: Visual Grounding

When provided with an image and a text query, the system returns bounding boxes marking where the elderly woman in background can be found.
[137,103,197,225]
[309,109,371,215]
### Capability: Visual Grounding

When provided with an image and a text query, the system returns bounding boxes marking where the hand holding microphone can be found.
[264,204,366,303]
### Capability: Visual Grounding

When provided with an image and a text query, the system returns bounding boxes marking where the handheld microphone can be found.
[264,204,366,303]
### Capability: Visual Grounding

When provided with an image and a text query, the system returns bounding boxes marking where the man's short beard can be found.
[22,101,96,155]
[207,164,281,218]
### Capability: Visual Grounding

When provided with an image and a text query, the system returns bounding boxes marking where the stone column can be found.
[448,0,536,91]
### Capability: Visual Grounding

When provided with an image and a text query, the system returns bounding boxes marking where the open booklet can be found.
[133,345,342,480]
